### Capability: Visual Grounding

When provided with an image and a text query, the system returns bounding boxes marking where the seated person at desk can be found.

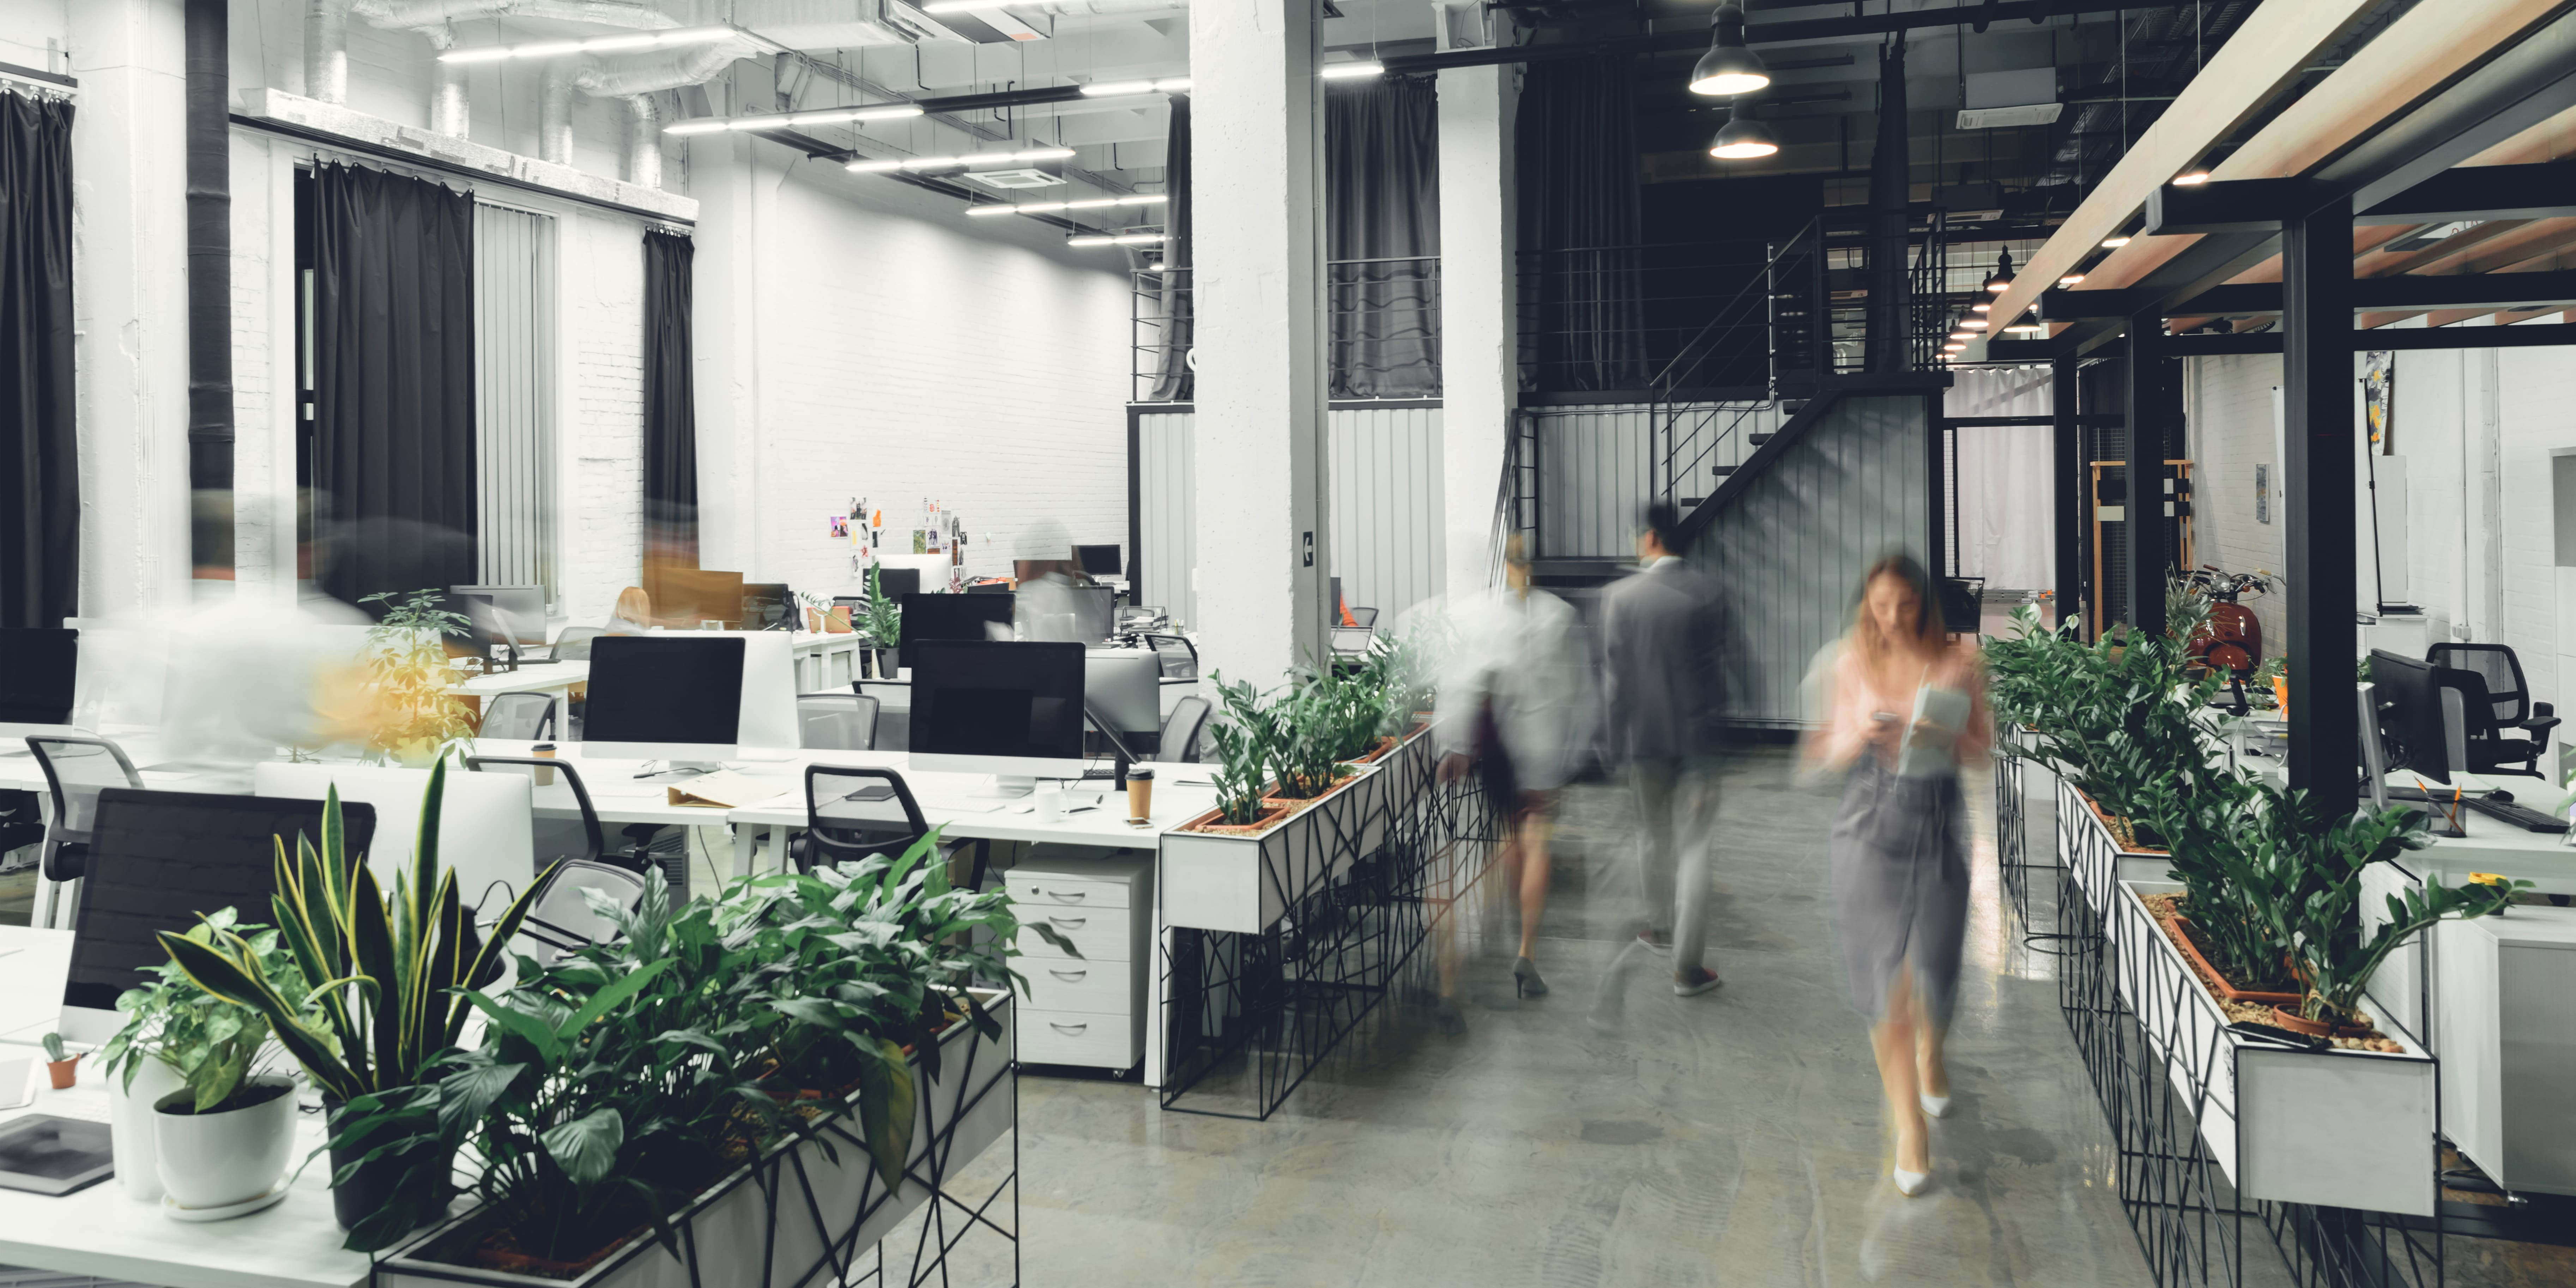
[606,587,658,635]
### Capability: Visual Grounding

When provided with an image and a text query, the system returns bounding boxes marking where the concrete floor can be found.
[936,748,2165,1287]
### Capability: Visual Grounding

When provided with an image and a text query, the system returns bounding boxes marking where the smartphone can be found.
[841,785,897,803]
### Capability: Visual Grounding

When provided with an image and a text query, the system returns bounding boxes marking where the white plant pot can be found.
[107,1058,188,1203]
[1161,762,1384,933]
[2054,778,2170,924]
[376,991,1016,1288]
[151,1075,300,1211]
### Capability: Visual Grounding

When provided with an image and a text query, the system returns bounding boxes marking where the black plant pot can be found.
[322,1097,405,1235]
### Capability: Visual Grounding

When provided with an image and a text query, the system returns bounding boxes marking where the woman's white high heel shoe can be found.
[1919,1090,1950,1119]
[1892,1165,1929,1197]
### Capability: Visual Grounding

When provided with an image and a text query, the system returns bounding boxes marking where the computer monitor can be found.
[2369,649,2453,785]
[448,586,546,646]
[909,640,1088,790]
[2358,681,2391,811]
[1073,544,1123,578]
[898,592,1014,670]
[0,628,78,725]
[742,583,795,631]
[1014,558,1083,585]
[581,635,746,763]
[59,790,378,1044]
[1084,648,1161,754]
[648,567,746,629]
[872,567,921,600]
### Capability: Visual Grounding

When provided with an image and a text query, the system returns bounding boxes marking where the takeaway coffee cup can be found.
[1125,767,1154,823]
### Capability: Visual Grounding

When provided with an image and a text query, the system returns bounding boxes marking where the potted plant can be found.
[1179,676,1284,835]
[857,564,902,677]
[356,588,481,767]
[39,1032,78,1089]
[95,908,297,1203]
[159,764,555,1243]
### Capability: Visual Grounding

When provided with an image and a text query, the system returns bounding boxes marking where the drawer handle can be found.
[1048,968,1087,981]
[1048,916,1087,929]
[1048,1021,1089,1034]
[1045,890,1088,902]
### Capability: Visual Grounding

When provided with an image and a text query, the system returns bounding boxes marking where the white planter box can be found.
[1160,761,1388,934]
[2055,778,2171,922]
[377,991,1015,1288]
[2113,882,2438,1216]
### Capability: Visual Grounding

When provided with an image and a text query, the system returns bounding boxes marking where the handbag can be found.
[1474,693,1521,816]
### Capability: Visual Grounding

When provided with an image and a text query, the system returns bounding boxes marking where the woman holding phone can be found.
[1804,552,1988,1197]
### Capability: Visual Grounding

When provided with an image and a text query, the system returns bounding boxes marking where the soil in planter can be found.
[152,1079,294,1115]
[2141,896,2407,1054]
[1179,803,1289,835]
[1266,767,1354,802]
[2141,893,2300,999]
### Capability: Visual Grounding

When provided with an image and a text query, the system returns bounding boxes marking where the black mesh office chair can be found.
[797,693,880,751]
[513,860,649,967]
[1158,695,1211,763]
[26,736,145,927]
[1143,633,1198,681]
[480,693,557,741]
[2427,643,2559,778]
[551,627,607,661]
[464,755,605,871]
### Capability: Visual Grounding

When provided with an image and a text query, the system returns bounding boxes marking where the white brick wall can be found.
[2184,352,2287,658]
[561,207,647,628]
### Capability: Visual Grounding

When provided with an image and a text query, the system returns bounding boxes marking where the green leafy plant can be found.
[101,908,313,1112]
[40,1032,66,1063]
[859,564,903,647]
[1205,674,1280,825]
[1985,605,2229,843]
[158,762,555,1103]
[358,588,480,766]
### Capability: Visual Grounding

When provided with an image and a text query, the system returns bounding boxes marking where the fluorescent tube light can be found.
[1320,61,1384,80]
[846,146,1076,173]
[2058,274,2084,285]
[666,104,923,135]
[965,194,1167,217]
[2004,325,2045,334]
[2173,171,2211,185]
[1068,234,1165,247]
[2101,236,2131,247]
[1080,78,1191,96]
[442,26,736,63]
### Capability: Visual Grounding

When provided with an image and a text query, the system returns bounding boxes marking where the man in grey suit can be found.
[1598,502,1729,997]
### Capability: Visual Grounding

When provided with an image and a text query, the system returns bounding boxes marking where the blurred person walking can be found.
[1598,502,1730,998]
[1804,552,1987,1197]
[1435,537,1595,1012]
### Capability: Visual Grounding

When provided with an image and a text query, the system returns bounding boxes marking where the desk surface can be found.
[0,925,70,1046]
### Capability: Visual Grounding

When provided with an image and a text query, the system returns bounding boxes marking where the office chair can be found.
[1157,695,1211,763]
[1348,606,1379,629]
[1143,633,1199,681]
[26,736,145,928]
[513,859,649,967]
[794,765,936,874]
[463,755,605,870]
[480,693,557,741]
[2427,644,2560,778]
[798,692,880,751]
[551,626,607,661]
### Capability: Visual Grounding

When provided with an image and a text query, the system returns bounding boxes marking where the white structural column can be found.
[687,131,769,579]
[71,0,194,615]
[1188,0,1330,686]
[1437,63,1516,595]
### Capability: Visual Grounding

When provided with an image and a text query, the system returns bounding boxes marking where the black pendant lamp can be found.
[1689,4,1771,96]
[1983,248,2016,295]
[1707,104,1778,160]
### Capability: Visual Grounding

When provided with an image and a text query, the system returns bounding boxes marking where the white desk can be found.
[2375,771,2576,896]
[0,925,71,1046]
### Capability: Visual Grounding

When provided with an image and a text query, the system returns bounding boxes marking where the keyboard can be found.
[2460,795,2570,834]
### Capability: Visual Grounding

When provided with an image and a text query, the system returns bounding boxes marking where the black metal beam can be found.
[2052,357,2084,636]
[2040,268,2576,320]
[2145,177,2327,237]
[2157,320,2576,355]
[2123,316,2169,640]
[2284,195,2357,813]
[1379,0,2156,76]
[2357,158,2576,224]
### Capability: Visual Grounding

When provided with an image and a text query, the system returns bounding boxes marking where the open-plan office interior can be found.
[2,0,2576,1284]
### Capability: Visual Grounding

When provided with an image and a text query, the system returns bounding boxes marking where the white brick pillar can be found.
[686,131,768,579]
[1438,63,1516,596]
[1187,0,1331,688]
[72,0,195,615]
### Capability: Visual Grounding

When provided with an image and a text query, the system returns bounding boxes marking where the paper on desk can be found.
[665,769,784,809]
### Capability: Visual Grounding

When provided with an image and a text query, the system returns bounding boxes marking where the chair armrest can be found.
[2532,702,2554,720]
[2520,713,2562,739]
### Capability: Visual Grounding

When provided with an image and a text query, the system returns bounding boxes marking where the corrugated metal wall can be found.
[473,203,558,601]
[1529,402,1782,557]
[1689,393,1931,727]
[1134,405,1446,630]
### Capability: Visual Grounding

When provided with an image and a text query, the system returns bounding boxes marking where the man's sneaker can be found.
[1636,929,1674,954]
[1673,966,1723,997]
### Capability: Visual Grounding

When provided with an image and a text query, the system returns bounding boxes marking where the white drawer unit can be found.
[2435,906,2576,1197]
[1004,846,1152,1072]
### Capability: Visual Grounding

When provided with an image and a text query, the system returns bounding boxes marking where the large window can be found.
[472,201,558,607]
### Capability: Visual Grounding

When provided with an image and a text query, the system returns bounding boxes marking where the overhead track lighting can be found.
[1983,249,2015,294]
[442,25,738,63]
[1319,61,1384,80]
[1706,107,1777,160]
[1688,3,1770,96]
[1069,233,1166,247]
[1080,78,1193,96]
[848,146,1076,173]
[967,194,1167,217]
[667,104,923,135]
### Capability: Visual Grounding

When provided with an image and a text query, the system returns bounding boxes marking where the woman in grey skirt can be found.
[1803,553,1988,1197]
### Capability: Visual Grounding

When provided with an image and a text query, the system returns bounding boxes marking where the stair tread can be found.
[1711,465,1739,475]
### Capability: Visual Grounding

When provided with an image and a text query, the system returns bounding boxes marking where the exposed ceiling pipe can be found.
[358,0,678,29]
[574,35,762,98]
[624,95,662,188]
[539,62,576,164]
[307,0,352,104]
[424,24,469,136]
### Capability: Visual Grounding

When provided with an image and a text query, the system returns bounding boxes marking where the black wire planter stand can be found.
[1157,727,1501,1121]
[373,994,1022,1288]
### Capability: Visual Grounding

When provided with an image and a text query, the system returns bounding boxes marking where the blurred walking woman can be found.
[1803,553,1988,1197]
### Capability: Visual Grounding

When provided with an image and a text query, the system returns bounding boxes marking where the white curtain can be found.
[1947,365,2056,590]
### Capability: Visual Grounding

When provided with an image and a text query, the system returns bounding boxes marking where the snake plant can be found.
[158,761,556,1102]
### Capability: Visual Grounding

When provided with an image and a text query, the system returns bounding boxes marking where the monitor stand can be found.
[641,761,721,780]
[968,774,1036,799]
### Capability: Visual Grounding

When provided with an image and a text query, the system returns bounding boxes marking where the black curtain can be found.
[642,230,698,569]
[1147,99,1193,402]
[1516,56,1647,392]
[0,91,78,628]
[312,162,478,609]
[1326,74,1441,399]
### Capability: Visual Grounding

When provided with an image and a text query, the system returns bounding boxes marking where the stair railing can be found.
[1645,219,1826,507]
